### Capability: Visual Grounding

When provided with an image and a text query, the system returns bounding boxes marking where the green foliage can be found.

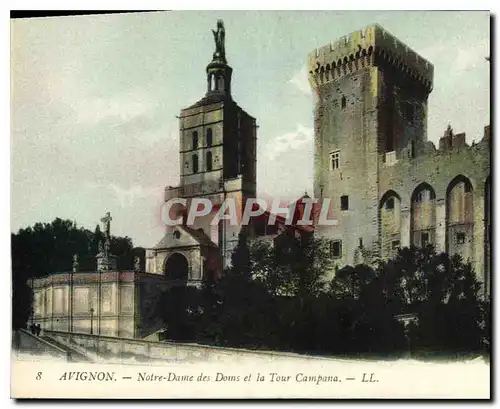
[11,217,140,330]
[159,237,487,358]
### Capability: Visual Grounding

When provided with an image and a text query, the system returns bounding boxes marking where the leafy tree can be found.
[11,218,138,330]
[388,247,484,355]
[153,234,486,358]
[157,285,201,342]
[329,263,407,354]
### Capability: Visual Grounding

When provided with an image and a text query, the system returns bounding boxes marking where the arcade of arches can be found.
[379,174,491,296]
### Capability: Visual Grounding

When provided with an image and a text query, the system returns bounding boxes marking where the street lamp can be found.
[90,307,94,335]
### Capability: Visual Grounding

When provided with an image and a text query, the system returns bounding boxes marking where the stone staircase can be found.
[40,334,93,362]
[13,329,93,362]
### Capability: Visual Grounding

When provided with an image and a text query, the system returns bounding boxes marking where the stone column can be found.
[473,190,486,294]
[400,207,411,248]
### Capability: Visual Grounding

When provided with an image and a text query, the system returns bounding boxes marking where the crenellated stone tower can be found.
[308,24,434,269]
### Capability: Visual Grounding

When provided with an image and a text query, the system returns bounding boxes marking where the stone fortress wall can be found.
[307,24,490,295]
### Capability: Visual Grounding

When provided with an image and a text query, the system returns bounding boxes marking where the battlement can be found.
[308,24,434,90]
[437,124,491,152]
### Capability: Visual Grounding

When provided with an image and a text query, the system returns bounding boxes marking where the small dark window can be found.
[359,238,363,248]
[192,154,199,173]
[331,240,342,258]
[206,151,212,171]
[206,128,213,147]
[386,197,395,210]
[410,140,416,158]
[192,131,198,150]
[421,232,429,246]
[341,195,349,211]
[341,96,346,109]
[392,240,400,250]
[456,232,466,244]
[173,230,181,239]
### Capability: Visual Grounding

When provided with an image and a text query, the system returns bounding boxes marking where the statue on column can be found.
[101,211,112,239]
[100,211,113,257]
[97,211,117,271]
[72,254,79,273]
[212,19,226,60]
[134,256,141,273]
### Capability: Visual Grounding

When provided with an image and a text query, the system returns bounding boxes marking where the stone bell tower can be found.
[159,20,258,275]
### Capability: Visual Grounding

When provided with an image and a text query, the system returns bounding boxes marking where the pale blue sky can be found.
[11,11,490,247]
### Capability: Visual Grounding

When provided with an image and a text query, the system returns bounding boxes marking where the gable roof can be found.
[153,225,218,250]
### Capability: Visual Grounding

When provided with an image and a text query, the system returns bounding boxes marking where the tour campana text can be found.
[136,372,379,385]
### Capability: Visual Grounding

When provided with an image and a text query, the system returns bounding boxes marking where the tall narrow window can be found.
[330,150,340,170]
[206,128,213,147]
[206,151,212,171]
[192,154,199,174]
[330,240,342,258]
[410,140,416,158]
[341,96,346,109]
[341,195,349,211]
[192,131,198,150]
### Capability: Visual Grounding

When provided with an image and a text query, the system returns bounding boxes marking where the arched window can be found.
[206,128,213,147]
[206,151,212,172]
[446,175,474,259]
[379,190,402,259]
[192,131,198,150]
[192,154,199,174]
[218,75,225,90]
[410,183,436,248]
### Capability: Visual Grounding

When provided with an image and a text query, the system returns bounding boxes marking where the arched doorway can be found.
[164,253,189,284]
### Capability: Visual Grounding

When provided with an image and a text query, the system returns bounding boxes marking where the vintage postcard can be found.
[10,10,491,399]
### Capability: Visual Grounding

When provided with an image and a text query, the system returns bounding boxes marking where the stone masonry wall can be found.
[378,137,490,288]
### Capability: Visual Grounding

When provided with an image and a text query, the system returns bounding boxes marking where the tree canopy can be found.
[11,218,142,329]
[157,236,489,358]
